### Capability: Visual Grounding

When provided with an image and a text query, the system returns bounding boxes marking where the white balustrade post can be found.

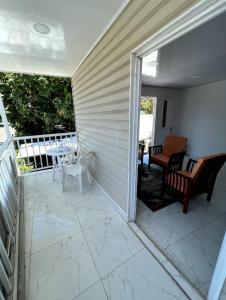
[208,232,226,300]
[0,94,20,175]
[0,94,11,140]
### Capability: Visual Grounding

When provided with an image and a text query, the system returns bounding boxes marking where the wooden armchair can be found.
[148,135,187,175]
[163,153,226,213]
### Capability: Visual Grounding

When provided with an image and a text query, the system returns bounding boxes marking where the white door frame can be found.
[127,0,226,298]
[128,0,226,221]
[151,97,157,146]
[208,232,226,300]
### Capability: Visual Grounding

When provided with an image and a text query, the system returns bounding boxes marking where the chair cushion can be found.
[162,135,187,157]
[178,170,193,178]
[151,154,169,167]
[190,153,226,180]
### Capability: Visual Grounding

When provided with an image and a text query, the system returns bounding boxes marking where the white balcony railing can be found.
[0,131,77,298]
[13,132,77,173]
[0,138,20,299]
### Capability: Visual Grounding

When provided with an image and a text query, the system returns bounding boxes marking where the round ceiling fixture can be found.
[33,23,50,35]
[146,61,159,67]
[191,75,200,78]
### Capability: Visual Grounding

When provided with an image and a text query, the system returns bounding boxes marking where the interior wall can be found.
[143,81,226,158]
[141,85,181,145]
[174,79,226,157]
[71,0,197,214]
[173,79,226,194]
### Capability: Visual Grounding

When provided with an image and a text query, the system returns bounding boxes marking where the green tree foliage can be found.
[0,72,75,136]
[140,96,153,114]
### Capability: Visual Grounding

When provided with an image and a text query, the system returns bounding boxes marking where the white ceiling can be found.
[0,0,127,77]
[142,12,226,88]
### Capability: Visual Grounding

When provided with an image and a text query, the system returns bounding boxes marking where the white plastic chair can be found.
[62,150,94,193]
[58,143,80,167]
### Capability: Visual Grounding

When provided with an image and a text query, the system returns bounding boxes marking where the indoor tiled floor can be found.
[136,166,226,299]
[23,171,189,300]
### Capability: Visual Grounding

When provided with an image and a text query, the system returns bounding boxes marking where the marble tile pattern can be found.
[75,282,108,300]
[28,233,100,300]
[84,214,144,277]
[102,249,188,300]
[136,186,226,298]
[24,171,189,300]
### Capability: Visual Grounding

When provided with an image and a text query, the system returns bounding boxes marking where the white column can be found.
[0,93,11,139]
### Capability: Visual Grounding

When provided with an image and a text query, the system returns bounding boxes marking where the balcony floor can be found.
[23,171,189,300]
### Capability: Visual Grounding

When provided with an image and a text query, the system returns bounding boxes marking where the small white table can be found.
[46,146,76,181]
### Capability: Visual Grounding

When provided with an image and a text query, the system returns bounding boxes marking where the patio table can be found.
[46,146,76,182]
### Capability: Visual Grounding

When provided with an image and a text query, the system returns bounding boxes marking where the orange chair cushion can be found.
[162,135,187,157]
[190,153,226,180]
[151,154,169,167]
[178,170,192,178]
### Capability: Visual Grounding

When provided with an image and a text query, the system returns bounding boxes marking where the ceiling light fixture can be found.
[142,50,159,77]
[33,23,50,35]
[191,75,200,78]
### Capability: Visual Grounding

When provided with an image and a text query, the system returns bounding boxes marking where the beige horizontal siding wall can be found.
[72,0,197,213]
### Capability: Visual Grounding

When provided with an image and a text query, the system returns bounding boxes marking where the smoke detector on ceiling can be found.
[33,23,50,35]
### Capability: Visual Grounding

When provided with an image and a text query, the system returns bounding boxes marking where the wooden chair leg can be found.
[207,188,214,202]
[182,194,190,213]
[161,168,166,196]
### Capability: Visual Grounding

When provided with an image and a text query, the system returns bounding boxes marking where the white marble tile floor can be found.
[24,171,189,300]
[136,188,226,299]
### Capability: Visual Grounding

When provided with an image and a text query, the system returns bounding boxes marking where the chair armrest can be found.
[186,158,198,173]
[165,170,192,194]
[149,145,163,156]
[168,151,186,172]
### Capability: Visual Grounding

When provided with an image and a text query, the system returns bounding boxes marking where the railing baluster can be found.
[0,201,15,245]
[44,137,49,167]
[54,135,57,148]
[49,136,53,167]
[31,138,37,170]
[16,139,25,170]
[70,133,73,148]
[0,259,13,295]
[0,196,15,235]
[0,163,16,212]
[0,288,5,300]
[13,132,76,172]
[1,161,19,211]
[0,174,16,224]
[37,137,43,169]
[0,238,13,275]
[24,138,30,167]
